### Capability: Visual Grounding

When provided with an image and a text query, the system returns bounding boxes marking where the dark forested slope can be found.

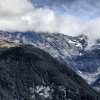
[0,45,99,100]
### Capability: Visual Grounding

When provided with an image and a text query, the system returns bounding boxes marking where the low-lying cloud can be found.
[0,0,100,42]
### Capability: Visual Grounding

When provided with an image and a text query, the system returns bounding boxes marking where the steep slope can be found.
[72,48,100,84]
[0,45,100,100]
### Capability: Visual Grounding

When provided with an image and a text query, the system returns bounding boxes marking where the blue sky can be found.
[31,0,100,21]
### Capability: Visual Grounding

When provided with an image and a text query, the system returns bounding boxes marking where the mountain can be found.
[92,75,100,92]
[0,44,100,100]
[0,31,100,90]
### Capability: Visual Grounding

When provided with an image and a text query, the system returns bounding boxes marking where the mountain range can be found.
[0,31,100,92]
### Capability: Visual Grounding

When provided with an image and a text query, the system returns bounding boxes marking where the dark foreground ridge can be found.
[0,45,100,100]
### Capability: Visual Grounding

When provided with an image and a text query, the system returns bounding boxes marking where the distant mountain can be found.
[0,44,100,100]
[0,31,100,91]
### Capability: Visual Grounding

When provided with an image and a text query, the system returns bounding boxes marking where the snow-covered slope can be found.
[0,31,100,89]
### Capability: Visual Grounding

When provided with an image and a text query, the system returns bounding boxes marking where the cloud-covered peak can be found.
[0,0,100,42]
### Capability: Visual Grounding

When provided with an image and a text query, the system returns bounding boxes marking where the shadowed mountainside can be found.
[0,45,100,100]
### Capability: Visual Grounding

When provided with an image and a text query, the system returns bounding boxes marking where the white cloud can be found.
[0,0,100,42]
[0,0,34,16]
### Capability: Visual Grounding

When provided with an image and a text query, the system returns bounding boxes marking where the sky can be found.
[0,0,100,41]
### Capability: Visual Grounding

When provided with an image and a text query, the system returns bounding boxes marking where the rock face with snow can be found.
[0,45,100,100]
[0,31,100,90]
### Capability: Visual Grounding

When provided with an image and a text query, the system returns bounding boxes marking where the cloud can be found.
[0,0,100,43]
[0,0,34,16]
[82,18,100,42]
[0,0,80,34]
[0,0,34,31]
